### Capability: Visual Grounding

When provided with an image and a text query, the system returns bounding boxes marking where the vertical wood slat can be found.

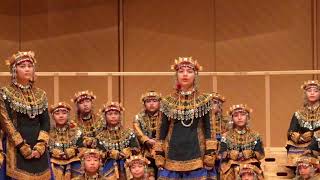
[119,0,125,104]
[108,74,113,102]
[312,0,318,79]
[53,73,59,104]
[265,75,271,147]
[212,75,218,92]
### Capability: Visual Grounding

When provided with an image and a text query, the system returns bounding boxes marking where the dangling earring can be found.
[11,66,17,84]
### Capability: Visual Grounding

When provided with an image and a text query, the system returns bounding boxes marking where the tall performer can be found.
[155,57,218,179]
[0,51,51,179]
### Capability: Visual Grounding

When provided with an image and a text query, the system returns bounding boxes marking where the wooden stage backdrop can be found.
[0,0,319,148]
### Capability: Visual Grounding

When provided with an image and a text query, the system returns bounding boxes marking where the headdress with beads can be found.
[140,90,162,104]
[171,57,202,72]
[72,90,96,104]
[49,102,72,114]
[301,80,320,90]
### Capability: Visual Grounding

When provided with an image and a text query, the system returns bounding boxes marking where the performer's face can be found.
[130,162,145,179]
[77,99,92,114]
[306,87,320,103]
[298,165,312,179]
[84,155,100,174]
[144,98,160,113]
[241,173,254,180]
[53,109,68,126]
[232,111,247,128]
[106,110,120,126]
[177,66,195,89]
[16,61,34,83]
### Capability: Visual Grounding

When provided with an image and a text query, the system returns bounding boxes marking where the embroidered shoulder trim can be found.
[160,93,213,121]
[1,85,48,118]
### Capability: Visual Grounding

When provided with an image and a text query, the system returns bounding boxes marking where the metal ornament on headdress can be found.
[101,102,125,113]
[140,90,162,104]
[81,148,104,160]
[296,156,319,167]
[72,90,96,104]
[228,104,252,116]
[124,155,150,168]
[171,57,202,72]
[301,80,320,90]
[49,102,72,114]
[238,164,262,177]
[5,51,36,70]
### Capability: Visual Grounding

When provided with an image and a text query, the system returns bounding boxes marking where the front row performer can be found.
[294,156,319,180]
[219,104,264,180]
[72,149,107,180]
[125,155,153,180]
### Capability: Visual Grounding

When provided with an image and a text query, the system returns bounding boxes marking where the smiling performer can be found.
[0,51,51,179]
[155,57,219,180]
[286,80,320,166]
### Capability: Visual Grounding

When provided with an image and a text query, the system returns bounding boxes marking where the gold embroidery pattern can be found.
[97,127,136,151]
[1,85,48,118]
[165,158,203,171]
[160,93,213,121]
[295,107,320,130]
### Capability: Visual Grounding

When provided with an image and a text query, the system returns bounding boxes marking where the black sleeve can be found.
[39,109,50,133]
[159,114,170,140]
[203,110,212,139]
[288,113,300,133]
[308,137,319,151]
[254,139,265,155]
[219,141,228,154]
[130,135,140,149]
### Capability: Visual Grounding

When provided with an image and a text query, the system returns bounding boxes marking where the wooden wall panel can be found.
[123,0,215,127]
[215,0,313,146]
[0,0,318,147]
[19,0,119,109]
[0,0,19,73]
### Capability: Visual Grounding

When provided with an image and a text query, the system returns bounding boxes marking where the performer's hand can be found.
[300,131,313,143]
[146,139,156,148]
[290,132,300,143]
[108,149,120,160]
[242,149,253,159]
[204,165,213,170]
[19,143,32,159]
[229,150,239,160]
[32,150,41,159]
[0,153,4,167]
[212,104,221,114]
